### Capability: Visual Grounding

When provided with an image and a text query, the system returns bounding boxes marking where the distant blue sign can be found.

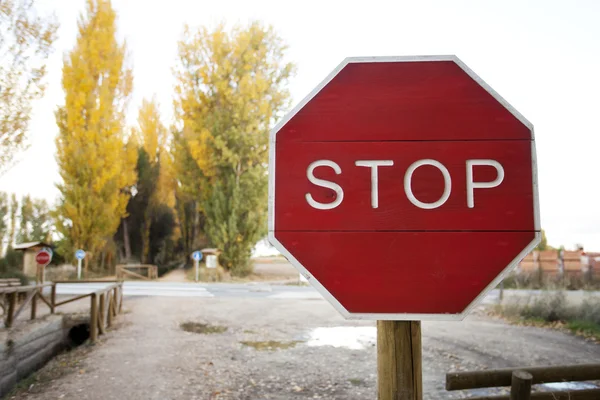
[75,249,86,260]
[192,251,203,262]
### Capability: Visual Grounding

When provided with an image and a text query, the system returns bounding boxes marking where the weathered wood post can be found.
[50,283,57,314]
[511,370,532,400]
[6,291,17,327]
[107,289,114,328]
[377,321,422,400]
[98,293,106,334]
[30,289,37,320]
[90,293,98,343]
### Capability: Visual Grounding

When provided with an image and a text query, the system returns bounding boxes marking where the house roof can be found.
[13,241,52,250]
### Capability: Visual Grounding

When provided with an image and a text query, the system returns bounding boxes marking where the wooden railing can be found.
[1,281,124,343]
[447,363,600,399]
[0,283,55,328]
[116,264,157,280]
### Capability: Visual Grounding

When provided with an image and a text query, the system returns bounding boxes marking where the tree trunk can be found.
[122,218,131,260]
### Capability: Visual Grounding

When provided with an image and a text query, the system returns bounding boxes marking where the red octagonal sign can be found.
[268,56,540,320]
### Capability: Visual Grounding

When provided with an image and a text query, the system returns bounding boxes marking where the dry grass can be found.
[497,292,600,341]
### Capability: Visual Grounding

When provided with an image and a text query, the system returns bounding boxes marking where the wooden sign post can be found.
[377,321,422,400]
[267,56,539,398]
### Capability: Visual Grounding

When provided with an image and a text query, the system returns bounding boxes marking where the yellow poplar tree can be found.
[173,22,294,275]
[55,0,136,266]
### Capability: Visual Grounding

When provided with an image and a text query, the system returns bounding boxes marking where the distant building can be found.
[13,241,52,277]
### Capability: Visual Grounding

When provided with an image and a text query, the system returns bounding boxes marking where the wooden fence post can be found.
[90,293,98,343]
[98,293,106,335]
[50,283,57,314]
[511,370,532,400]
[6,292,17,327]
[377,320,422,400]
[30,289,37,320]
[107,292,114,328]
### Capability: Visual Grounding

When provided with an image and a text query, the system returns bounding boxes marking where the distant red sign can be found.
[268,56,540,320]
[35,249,52,266]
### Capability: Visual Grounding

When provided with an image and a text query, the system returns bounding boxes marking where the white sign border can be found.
[268,55,541,321]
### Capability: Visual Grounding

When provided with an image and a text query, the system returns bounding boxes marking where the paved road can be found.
[50,281,323,299]
[50,281,518,305]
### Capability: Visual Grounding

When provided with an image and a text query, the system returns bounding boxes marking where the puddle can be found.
[540,381,598,391]
[180,322,227,334]
[240,340,301,351]
[306,327,376,350]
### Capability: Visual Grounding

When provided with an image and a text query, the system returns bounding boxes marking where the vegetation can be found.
[2,6,296,276]
[498,292,600,340]
[173,22,294,275]
[0,0,58,174]
[54,0,136,269]
[502,271,600,290]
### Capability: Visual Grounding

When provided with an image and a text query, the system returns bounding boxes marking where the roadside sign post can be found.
[75,249,86,280]
[192,251,203,282]
[268,56,539,399]
[35,248,53,283]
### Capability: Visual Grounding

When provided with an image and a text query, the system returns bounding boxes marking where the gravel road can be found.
[7,295,600,400]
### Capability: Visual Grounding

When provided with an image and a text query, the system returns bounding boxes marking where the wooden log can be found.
[446,364,600,390]
[90,293,98,343]
[37,291,53,310]
[120,268,149,280]
[511,371,532,400]
[377,320,422,400]
[54,293,92,307]
[12,289,37,322]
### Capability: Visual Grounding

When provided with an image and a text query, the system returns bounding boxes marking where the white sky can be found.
[1,0,599,250]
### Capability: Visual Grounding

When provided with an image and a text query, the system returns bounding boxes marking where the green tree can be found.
[7,194,18,247]
[173,22,294,275]
[0,193,8,248]
[0,0,58,174]
[54,0,136,268]
[17,195,33,242]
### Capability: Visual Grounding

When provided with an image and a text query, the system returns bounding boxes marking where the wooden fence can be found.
[447,363,600,399]
[1,281,124,343]
[116,264,158,280]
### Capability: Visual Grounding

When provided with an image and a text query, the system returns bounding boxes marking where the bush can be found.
[0,268,29,285]
[498,291,600,339]
[501,271,600,290]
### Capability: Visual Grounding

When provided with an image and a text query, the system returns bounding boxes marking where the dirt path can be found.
[8,296,600,400]
[159,267,187,282]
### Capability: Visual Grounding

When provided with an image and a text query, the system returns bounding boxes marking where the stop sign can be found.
[35,249,52,266]
[268,56,540,320]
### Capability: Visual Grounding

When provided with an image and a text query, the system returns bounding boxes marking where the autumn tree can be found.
[0,0,58,174]
[173,22,294,275]
[54,0,136,268]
